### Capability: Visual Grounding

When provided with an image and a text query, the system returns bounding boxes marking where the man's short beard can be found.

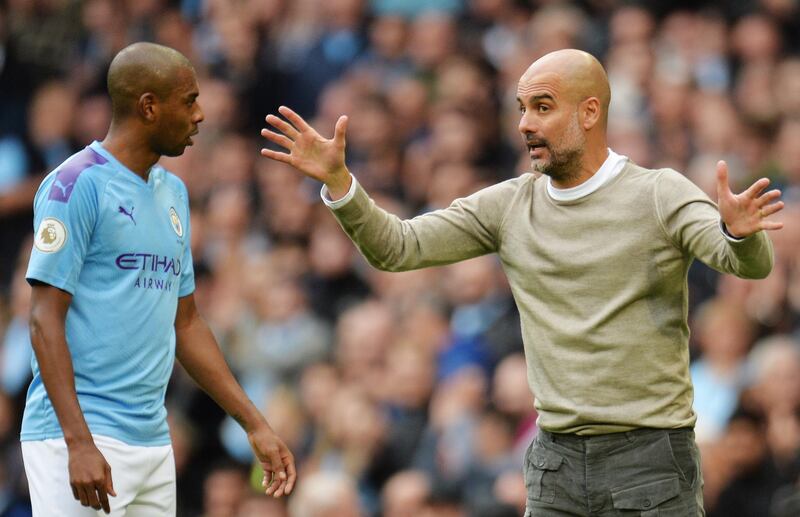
[532,112,586,184]
[534,146,583,183]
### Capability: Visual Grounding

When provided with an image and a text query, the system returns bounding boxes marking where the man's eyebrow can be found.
[517,93,556,104]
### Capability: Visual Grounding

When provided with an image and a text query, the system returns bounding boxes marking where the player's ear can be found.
[138,92,158,123]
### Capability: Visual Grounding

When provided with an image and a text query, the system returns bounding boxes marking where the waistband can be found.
[538,427,694,450]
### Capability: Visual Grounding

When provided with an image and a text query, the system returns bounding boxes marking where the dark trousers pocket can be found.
[525,441,564,504]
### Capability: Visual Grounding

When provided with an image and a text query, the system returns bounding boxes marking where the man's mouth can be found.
[528,143,547,157]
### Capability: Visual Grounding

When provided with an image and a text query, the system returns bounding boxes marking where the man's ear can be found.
[581,97,601,130]
[137,92,158,123]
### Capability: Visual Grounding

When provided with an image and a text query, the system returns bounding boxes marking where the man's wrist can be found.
[325,170,352,201]
[64,432,95,449]
[720,220,747,241]
[321,172,357,209]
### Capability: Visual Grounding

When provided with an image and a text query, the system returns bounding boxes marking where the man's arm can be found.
[29,284,116,514]
[260,106,510,271]
[174,294,295,497]
[657,161,783,279]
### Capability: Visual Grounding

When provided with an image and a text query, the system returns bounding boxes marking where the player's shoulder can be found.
[37,146,115,203]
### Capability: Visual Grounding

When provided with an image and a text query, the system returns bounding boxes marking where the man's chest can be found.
[88,181,188,275]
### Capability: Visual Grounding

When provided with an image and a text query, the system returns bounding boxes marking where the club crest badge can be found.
[34,217,67,253]
[169,207,183,237]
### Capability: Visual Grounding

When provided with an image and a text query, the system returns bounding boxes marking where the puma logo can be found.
[52,179,75,198]
[118,205,136,225]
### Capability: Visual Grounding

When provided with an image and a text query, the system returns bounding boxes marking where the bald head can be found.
[521,49,611,126]
[107,42,194,119]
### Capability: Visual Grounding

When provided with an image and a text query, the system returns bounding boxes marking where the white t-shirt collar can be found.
[546,148,628,202]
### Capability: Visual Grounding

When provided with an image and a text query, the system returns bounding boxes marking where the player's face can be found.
[517,71,585,183]
[153,67,204,157]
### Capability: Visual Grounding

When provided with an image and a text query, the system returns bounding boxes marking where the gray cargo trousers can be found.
[523,428,705,516]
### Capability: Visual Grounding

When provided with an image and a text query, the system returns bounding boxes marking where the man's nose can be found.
[194,103,205,124]
[518,112,539,136]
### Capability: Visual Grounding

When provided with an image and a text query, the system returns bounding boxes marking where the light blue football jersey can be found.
[23,141,195,446]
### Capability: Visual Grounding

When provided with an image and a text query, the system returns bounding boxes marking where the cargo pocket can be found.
[611,477,682,516]
[525,446,564,504]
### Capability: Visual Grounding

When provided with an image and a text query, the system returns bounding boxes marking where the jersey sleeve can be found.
[177,183,195,298]
[26,172,99,295]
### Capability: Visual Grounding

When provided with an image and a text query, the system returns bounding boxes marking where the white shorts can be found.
[21,434,176,517]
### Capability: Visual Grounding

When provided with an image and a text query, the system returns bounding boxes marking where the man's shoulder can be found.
[38,147,117,204]
[482,173,535,194]
[464,173,535,209]
[620,161,689,181]
[613,161,690,192]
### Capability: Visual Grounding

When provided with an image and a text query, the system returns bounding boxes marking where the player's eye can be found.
[518,105,526,113]
[538,104,549,113]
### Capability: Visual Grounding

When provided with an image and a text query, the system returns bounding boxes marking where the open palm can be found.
[717,160,784,238]
[260,106,350,188]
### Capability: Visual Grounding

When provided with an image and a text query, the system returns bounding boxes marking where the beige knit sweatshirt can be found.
[329,161,773,434]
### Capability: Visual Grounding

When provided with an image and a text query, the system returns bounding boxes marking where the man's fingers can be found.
[716,160,730,197]
[756,189,782,206]
[71,484,80,501]
[333,115,348,146]
[278,105,312,133]
[261,464,276,496]
[263,447,287,497]
[77,485,89,507]
[97,484,111,514]
[762,220,784,231]
[261,128,294,150]
[260,148,293,164]
[284,454,297,495]
[106,464,116,497]
[265,114,299,140]
[761,201,785,218]
[744,177,770,199]
[84,484,101,510]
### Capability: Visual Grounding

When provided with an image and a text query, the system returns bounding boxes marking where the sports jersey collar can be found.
[546,148,628,202]
[89,141,155,187]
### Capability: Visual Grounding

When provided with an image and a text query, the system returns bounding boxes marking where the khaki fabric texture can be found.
[330,161,773,434]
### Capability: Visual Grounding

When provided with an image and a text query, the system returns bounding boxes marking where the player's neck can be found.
[102,126,160,181]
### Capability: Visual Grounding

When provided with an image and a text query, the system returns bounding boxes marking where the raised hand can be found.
[68,441,116,514]
[261,106,352,197]
[247,425,296,498]
[717,160,784,238]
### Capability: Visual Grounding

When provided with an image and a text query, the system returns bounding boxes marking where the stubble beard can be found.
[532,113,586,184]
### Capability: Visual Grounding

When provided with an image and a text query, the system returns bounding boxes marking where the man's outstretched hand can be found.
[717,160,784,238]
[261,106,352,199]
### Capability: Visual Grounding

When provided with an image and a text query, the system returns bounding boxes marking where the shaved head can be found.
[516,49,611,185]
[520,49,611,126]
[107,42,194,119]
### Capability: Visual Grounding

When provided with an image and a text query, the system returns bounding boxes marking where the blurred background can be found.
[0,0,799,516]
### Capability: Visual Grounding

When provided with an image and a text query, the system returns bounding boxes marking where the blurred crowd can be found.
[1,0,799,516]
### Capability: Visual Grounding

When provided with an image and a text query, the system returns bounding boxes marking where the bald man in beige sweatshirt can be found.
[260,49,784,516]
